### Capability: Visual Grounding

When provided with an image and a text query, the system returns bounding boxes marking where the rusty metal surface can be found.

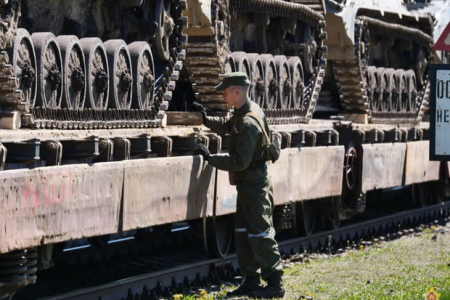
[0,163,123,254]
[122,156,215,231]
[269,146,344,205]
[215,167,237,216]
[215,146,344,216]
[361,143,407,191]
[405,141,440,185]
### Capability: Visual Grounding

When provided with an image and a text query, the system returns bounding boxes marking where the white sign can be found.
[434,70,450,155]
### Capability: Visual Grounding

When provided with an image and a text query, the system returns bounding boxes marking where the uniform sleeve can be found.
[207,120,259,171]
[204,116,231,135]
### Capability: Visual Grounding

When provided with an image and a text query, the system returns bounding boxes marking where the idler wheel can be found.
[288,56,304,110]
[203,214,234,258]
[274,55,291,109]
[104,40,133,109]
[56,35,86,109]
[31,32,63,108]
[80,37,109,110]
[260,54,278,109]
[405,70,417,113]
[247,53,264,107]
[7,28,37,108]
[155,0,174,61]
[128,41,154,110]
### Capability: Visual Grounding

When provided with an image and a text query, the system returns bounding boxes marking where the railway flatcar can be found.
[0,0,448,298]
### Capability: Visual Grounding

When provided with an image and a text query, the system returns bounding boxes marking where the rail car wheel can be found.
[128,42,155,110]
[260,54,278,109]
[203,214,234,258]
[247,53,264,107]
[294,201,316,236]
[274,55,291,109]
[104,40,133,109]
[380,68,394,112]
[56,35,86,109]
[31,32,63,109]
[288,56,304,110]
[231,52,251,79]
[395,70,407,112]
[8,28,37,108]
[80,38,109,109]
[319,197,341,231]
[405,70,417,112]
[155,0,174,61]
[366,66,379,112]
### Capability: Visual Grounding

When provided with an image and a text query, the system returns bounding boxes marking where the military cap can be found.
[215,71,250,91]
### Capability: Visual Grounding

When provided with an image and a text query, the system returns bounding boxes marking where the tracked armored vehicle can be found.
[322,0,435,124]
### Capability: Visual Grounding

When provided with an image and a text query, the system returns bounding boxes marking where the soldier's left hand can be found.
[196,143,210,160]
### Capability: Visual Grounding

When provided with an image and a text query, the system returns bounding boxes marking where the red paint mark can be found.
[22,167,75,213]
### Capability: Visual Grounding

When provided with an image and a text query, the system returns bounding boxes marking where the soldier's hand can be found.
[196,143,210,160]
[193,101,207,124]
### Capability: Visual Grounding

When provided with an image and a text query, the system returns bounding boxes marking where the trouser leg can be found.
[236,177,283,280]
[235,198,259,276]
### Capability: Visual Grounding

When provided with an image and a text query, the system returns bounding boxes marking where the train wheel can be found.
[128,42,155,110]
[56,36,86,109]
[203,214,234,258]
[320,197,341,231]
[395,70,407,112]
[260,54,278,109]
[288,56,304,109]
[380,68,393,112]
[104,40,133,109]
[366,66,378,112]
[155,0,174,61]
[231,52,251,79]
[31,32,63,109]
[294,201,316,236]
[80,38,109,110]
[405,70,417,113]
[8,28,37,108]
[247,53,264,107]
[274,55,291,109]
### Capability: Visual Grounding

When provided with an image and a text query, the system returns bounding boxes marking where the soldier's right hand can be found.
[193,102,207,124]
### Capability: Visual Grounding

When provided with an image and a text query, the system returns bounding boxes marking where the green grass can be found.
[167,225,450,300]
[283,226,450,300]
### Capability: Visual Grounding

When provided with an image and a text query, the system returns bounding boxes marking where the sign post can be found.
[430,22,450,161]
[430,64,450,160]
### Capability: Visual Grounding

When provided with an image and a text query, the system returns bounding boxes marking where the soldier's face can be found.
[222,86,238,108]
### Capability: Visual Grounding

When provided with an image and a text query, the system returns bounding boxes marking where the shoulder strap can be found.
[245,112,271,146]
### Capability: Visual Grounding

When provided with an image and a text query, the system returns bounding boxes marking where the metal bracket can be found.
[98,138,114,162]
[113,137,131,161]
[129,134,152,157]
[61,136,99,159]
[4,139,40,163]
[41,140,63,166]
[151,136,173,157]
[279,131,292,149]
[0,143,6,170]
[364,129,385,144]
[206,133,222,154]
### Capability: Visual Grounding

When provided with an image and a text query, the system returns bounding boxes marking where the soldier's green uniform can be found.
[204,99,283,280]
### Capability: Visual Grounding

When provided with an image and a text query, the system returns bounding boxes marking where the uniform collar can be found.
[234,100,251,117]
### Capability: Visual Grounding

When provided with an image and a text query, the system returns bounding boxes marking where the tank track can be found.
[333,16,433,124]
[0,1,187,129]
[183,0,327,125]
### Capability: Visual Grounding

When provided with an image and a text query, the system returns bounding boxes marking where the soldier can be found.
[194,72,284,299]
